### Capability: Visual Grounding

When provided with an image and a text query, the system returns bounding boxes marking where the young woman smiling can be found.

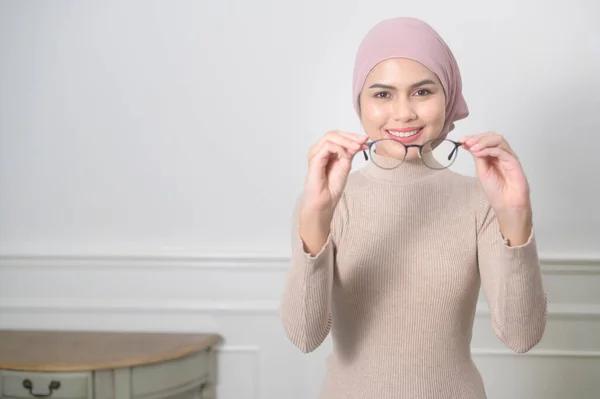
[280,17,547,399]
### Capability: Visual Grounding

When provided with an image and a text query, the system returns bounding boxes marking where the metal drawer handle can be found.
[22,379,61,398]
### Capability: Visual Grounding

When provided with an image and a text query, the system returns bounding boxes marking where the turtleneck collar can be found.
[360,150,448,184]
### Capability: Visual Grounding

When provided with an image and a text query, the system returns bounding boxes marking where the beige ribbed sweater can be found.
[279,152,548,399]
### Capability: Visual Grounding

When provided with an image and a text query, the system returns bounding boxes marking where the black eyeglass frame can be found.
[362,138,463,170]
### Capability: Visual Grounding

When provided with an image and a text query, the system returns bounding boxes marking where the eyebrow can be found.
[368,79,437,91]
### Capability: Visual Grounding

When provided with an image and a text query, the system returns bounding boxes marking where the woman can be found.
[279,17,547,398]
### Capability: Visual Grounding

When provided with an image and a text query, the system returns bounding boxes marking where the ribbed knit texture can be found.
[280,151,548,399]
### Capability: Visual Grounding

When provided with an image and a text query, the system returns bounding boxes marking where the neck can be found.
[360,150,446,183]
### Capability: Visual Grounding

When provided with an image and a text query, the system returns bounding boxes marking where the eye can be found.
[374,91,391,99]
[414,89,431,96]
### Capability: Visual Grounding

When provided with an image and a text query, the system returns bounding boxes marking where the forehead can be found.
[364,58,440,86]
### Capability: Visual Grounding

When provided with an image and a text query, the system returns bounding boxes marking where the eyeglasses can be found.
[362,138,462,170]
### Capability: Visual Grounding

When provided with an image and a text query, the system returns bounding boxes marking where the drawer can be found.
[0,370,92,399]
[130,350,209,397]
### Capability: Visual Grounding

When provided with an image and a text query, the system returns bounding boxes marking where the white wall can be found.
[0,1,599,399]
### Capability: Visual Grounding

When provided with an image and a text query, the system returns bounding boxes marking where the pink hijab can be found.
[352,17,469,138]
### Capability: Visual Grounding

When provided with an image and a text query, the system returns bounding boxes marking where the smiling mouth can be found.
[387,128,423,138]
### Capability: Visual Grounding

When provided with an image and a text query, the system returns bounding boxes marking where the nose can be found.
[391,97,417,122]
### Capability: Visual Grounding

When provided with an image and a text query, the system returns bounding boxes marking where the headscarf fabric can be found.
[352,17,469,137]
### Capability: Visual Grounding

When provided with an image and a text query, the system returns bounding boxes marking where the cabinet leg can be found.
[201,346,217,399]
[200,381,214,399]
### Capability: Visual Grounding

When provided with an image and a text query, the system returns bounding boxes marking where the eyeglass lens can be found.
[370,138,459,170]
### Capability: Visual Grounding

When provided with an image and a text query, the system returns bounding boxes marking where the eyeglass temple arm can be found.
[448,142,462,161]
[363,141,374,161]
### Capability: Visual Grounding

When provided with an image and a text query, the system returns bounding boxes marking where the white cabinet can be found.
[0,331,221,399]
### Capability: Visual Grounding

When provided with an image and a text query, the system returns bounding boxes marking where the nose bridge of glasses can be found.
[404,142,424,157]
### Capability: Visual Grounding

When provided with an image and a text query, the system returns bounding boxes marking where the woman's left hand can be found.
[460,132,533,244]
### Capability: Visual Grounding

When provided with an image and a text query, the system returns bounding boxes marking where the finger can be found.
[460,132,496,145]
[311,141,353,167]
[465,134,514,155]
[460,131,499,140]
[460,132,500,146]
[308,134,348,159]
[471,147,515,162]
[323,131,369,154]
[306,141,352,182]
[310,134,364,160]
[469,135,504,151]
[328,130,369,143]
[459,132,489,144]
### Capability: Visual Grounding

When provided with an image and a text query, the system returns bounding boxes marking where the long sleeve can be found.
[476,191,548,353]
[279,192,348,353]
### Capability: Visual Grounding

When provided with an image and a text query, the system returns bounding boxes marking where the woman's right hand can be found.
[298,131,368,253]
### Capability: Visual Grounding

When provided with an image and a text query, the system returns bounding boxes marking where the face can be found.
[358,58,446,160]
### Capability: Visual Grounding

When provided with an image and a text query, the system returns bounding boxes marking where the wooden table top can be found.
[0,330,222,371]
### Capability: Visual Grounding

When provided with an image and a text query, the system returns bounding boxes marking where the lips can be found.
[386,128,422,138]
[384,126,425,145]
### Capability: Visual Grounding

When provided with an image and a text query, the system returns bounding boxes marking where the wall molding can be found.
[0,253,290,271]
[0,298,282,313]
[1,254,598,319]
[0,253,599,272]
[217,345,260,353]
[471,348,600,358]
[1,298,599,319]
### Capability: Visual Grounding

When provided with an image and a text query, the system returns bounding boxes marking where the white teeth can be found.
[387,129,421,137]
